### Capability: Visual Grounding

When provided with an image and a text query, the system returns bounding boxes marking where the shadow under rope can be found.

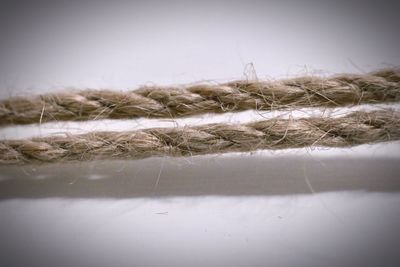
[0,154,399,199]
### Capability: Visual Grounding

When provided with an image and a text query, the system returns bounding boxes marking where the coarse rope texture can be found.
[0,69,399,126]
[1,110,399,165]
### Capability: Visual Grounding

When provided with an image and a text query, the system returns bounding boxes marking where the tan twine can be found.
[0,69,399,126]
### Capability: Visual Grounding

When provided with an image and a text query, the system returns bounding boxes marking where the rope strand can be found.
[1,69,399,126]
[1,110,399,165]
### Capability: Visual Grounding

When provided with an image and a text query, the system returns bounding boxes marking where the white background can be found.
[0,1,399,266]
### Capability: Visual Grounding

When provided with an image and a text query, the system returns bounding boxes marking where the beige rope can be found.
[1,69,399,126]
[1,110,399,165]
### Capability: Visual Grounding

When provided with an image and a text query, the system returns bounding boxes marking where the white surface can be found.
[0,1,399,266]
[1,193,400,267]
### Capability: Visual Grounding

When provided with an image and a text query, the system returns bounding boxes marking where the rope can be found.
[1,110,398,165]
[1,69,399,126]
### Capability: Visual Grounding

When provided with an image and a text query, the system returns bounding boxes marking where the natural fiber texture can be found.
[0,69,399,126]
[1,110,399,165]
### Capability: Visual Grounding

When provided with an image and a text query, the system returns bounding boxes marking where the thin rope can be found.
[0,69,399,126]
[1,110,399,165]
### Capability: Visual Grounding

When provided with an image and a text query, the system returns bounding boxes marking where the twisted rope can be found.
[1,110,399,165]
[1,69,399,126]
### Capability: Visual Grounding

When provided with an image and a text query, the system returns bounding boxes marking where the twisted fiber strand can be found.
[1,110,399,165]
[1,69,399,126]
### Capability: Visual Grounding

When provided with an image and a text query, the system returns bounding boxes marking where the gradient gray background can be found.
[0,1,400,267]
